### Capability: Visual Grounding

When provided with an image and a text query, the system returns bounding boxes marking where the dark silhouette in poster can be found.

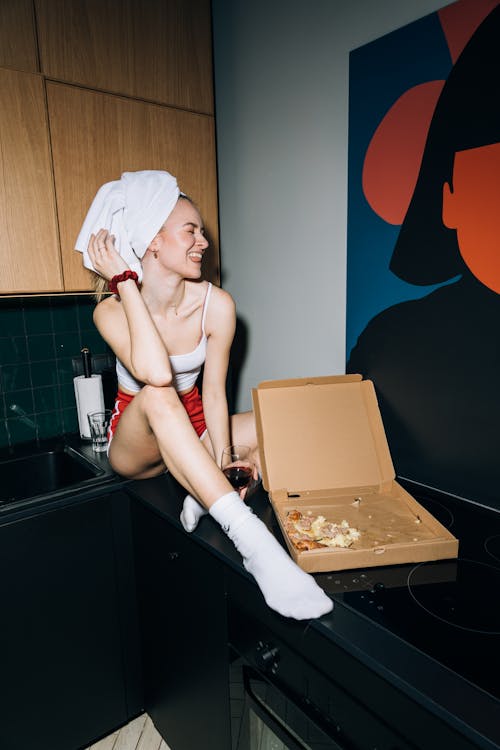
[347,7,500,506]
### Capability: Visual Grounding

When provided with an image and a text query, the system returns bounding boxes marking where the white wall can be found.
[212,0,449,411]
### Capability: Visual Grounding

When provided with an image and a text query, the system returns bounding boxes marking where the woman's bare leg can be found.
[180,409,260,533]
[230,411,261,474]
[229,409,258,443]
[112,387,332,620]
[197,409,258,467]
[109,385,231,506]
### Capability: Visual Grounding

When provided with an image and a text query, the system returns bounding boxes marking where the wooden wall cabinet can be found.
[1,0,217,295]
[0,0,38,73]
[0,68,62,294]
[47,83,219,291]
[35,0,214,114]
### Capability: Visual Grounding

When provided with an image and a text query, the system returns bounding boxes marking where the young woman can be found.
[76,170,332,621]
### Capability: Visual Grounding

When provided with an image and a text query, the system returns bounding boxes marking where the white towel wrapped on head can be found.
[75,170,180,281]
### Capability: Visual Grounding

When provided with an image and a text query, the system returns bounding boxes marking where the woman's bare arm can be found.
[89,230,172,386]
[201,288,236,465]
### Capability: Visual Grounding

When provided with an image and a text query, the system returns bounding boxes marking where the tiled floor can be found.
[86,714,171,750]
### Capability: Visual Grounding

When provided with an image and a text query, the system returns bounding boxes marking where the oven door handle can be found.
[242,666,350,750]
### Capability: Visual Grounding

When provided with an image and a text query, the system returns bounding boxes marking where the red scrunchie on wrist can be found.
[108,270,140,297]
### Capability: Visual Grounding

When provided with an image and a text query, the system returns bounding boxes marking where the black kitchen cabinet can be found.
[133,500,231,750]
[0,489,142,750]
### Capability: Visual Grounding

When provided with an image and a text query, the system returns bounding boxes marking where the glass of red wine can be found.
[221,444,254,493]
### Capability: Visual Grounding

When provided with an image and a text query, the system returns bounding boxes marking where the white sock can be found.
[180,494,208,532]
[209,492,333,621]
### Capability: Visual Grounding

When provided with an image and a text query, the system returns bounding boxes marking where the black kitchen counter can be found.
[4,441,496,750]
[129,472,500,750]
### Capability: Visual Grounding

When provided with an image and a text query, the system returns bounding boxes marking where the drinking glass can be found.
[87,410,112,452]
[221,444,254,492]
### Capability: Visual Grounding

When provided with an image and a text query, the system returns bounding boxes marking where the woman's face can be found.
[151,197,208,277]
[442,141,500,294]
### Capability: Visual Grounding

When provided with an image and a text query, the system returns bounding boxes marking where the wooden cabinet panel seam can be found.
[40,74,214,118]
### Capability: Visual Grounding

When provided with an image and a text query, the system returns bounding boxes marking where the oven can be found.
[232,660,340,750]
[228,602,417,750]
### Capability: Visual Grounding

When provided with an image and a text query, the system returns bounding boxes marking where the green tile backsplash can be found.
[0,296,112,450]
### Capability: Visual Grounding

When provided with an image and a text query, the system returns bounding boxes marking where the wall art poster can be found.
[346,1,500,506]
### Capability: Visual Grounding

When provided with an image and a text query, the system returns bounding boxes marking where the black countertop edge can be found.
[317,601,500,749]
[127,472,500,750]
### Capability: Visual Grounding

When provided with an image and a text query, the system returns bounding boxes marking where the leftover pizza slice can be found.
[285,509,361,550]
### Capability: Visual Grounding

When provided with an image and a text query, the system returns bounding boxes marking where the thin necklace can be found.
[169,285,185,316]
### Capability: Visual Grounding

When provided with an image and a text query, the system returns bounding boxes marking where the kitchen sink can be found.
[0,444,107,506]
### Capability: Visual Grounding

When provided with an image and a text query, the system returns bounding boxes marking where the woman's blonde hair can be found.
[93,273,110,303]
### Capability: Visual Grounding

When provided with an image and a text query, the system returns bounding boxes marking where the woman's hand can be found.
[88,229,129,281]
[239,463,260,500]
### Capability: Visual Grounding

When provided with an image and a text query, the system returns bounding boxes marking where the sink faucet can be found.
[9,404,36,430]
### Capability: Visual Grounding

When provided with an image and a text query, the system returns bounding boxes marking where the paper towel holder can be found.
[74,373,105,440]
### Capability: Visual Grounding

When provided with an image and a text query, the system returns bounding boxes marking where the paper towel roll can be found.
[74,374,105,439]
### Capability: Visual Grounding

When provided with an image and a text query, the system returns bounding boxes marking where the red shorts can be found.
[107,385,207,444]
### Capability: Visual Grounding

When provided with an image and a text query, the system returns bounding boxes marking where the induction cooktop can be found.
[315,481,500,703]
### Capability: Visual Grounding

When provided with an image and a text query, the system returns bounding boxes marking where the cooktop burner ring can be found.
[407,559,500,635]
[484,535,500,564]
[418,497,454,529]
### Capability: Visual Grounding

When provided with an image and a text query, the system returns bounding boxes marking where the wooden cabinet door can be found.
[47,81,219,291]
[0,68,62,294]
[0,0,38,72]
[36,0,214,114]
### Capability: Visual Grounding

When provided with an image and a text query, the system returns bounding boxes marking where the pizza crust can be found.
[293,538,329,551]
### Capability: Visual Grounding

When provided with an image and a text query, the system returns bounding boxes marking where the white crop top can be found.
[115,283,212,394]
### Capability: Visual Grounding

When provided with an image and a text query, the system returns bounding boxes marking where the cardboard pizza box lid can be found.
[252,375,395,494]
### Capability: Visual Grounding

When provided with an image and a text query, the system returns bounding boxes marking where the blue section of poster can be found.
[346,12,453,358]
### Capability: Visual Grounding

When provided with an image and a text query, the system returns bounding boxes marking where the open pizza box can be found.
[251,375,459,573]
